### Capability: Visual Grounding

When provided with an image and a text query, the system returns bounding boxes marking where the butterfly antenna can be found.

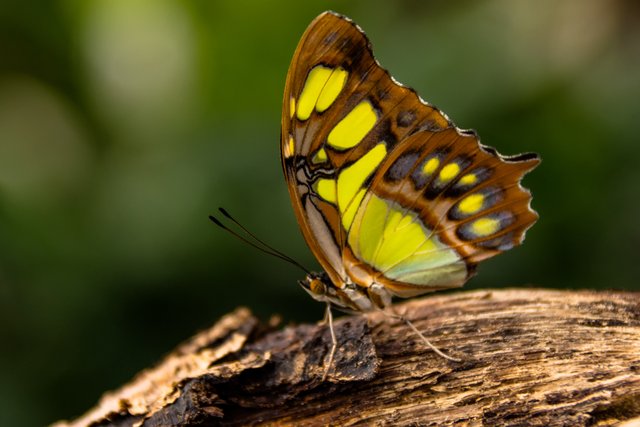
[217,208,306,267]
[209,209,310,274]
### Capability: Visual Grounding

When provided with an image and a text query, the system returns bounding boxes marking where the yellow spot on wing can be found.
[327,101,377,150]
[289,97,295,119]
[316,68,348,112]
[297,66,333,121]
[458,194,484,215]
[314,178,337,204]
[439,163,460,182]
[471,217,499,237]
[312,147,328,164]
[337,143,387,229]
[459,173,477,185]
[422,157,439,174]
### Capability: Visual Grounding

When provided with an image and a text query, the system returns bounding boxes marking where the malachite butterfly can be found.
[280,11,539,366]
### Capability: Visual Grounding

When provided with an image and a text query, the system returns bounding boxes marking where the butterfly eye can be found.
[309,278,327,295]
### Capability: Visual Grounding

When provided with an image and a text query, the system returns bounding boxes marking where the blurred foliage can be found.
[0,0,638,425]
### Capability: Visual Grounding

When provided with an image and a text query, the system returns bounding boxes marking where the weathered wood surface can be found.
[53,289,640,427]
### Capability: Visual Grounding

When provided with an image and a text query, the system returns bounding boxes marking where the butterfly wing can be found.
[281,11,539,295]
[281,11,453,287]
[344,127,539,297]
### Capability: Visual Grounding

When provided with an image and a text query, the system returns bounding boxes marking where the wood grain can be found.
[53,289,640,427]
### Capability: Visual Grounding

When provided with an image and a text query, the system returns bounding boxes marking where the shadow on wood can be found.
[53,289,640,426]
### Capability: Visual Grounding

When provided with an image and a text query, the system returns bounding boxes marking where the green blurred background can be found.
[0,0,638,425]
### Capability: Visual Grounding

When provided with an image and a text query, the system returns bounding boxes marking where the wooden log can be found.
[53,289,640,427]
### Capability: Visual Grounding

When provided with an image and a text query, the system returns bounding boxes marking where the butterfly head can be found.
[299,271,335,304]
[300,271,394,313]
[299,271,363,310]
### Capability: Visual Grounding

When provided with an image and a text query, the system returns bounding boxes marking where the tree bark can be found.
[53,289,640,427]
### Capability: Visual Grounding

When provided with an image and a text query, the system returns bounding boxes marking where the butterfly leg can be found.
[385,310,461,362]
[319,302,330,325]
[322,302,337,381]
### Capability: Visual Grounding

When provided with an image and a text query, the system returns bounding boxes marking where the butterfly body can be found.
[282,12,539,318]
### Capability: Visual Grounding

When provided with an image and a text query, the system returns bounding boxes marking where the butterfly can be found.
[280,11,539,370]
